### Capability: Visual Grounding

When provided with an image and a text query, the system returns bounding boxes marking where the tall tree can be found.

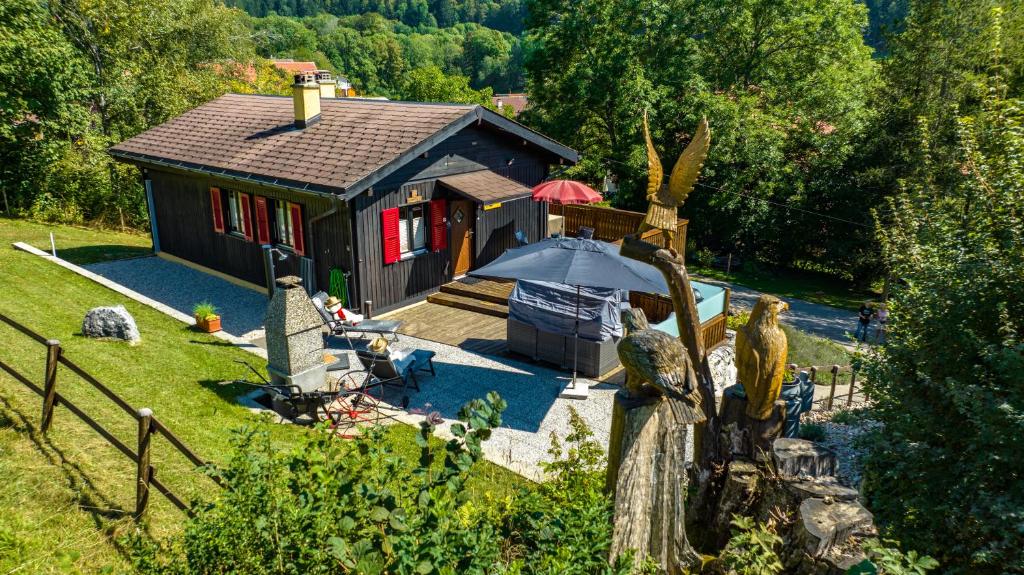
[863,21,1024,569]
[524,0,879,277]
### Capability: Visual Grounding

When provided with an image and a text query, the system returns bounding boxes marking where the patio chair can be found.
[311,291,403,348]
[514,229,529,247]
[356,347,436,408]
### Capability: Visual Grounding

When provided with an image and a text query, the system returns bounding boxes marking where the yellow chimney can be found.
[315,70,336,99]
[292,73,321,128]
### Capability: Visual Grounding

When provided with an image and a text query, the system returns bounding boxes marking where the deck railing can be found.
[549,203,688,254]
[628,289,732,351]
[0,313,221,520]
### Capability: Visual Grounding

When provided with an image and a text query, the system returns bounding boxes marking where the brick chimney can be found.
[292,72,321,128]
[315,70,336,99]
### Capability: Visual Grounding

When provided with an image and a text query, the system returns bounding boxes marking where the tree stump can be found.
[796,498,874,558]
[772,438,837,478]
[609,390,701,573]
[708,460,760,549]
[720,386,785,459]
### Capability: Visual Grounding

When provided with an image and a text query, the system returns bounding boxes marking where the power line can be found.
[592,154,874,228]
[691,182,873,229]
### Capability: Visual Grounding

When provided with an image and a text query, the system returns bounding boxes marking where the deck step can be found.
[426,292,509,318]
[439,280,512,305]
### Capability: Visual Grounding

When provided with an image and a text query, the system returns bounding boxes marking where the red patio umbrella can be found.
[531,179,602,205]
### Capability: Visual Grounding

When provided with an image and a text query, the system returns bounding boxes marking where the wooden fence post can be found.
[136,408,153,519]
[827,365,839,410]
[847,368,858,408]
[41,339,61,433]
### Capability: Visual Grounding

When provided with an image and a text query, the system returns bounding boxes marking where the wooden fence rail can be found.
[0,313,219,519]
[549,204,688,254]
[786,363,863,410]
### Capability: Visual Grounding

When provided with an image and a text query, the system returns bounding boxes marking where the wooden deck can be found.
[381,278,515,356]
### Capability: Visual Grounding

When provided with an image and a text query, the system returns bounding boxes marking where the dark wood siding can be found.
[352,180,453,314]
[147,168,350,291]
[475,197,547,267]
[352,123,555,314]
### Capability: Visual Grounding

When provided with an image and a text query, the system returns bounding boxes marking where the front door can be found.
[450,199,474,276]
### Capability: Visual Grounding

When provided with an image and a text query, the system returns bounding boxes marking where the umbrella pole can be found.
[573,285,580,385]
[559,285,588,399]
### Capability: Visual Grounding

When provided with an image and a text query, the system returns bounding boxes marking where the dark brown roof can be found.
[492,93,529,116]
[439,170,532,204]
[110,93,578,198]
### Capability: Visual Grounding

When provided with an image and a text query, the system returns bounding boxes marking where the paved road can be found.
[695,275,858,346]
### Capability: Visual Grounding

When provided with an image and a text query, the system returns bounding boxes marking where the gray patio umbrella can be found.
[469,237,669,397]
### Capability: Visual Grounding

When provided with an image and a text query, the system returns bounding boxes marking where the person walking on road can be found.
[874,303,889,343]
[855,301,874,342]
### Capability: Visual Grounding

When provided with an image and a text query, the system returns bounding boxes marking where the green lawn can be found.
[0,218,525,573]
[692,263,879,311]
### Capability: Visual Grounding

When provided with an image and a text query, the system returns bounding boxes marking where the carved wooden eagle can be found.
[735,295,789,420]
[617,308,705,424]
[638,111,711,245]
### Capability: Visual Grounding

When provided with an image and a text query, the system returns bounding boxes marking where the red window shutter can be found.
[239,193,254,241]
[381,207,401,264]
[290,203,305,255]
[209,187,224,233]
[430,199,447,252]
[254,196,270,244]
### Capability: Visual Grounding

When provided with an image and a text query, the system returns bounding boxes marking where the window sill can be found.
[399,249,429,261]
[225,231,249,242]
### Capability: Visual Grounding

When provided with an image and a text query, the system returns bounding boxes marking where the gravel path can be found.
[85,256,268,338]
[324,334,617,479]
[695,276,858,346]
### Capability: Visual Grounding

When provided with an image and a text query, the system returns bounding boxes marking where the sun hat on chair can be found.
[324,296,343,312]
[368,337,390,354]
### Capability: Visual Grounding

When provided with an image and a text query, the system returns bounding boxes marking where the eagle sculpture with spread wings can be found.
[735,295,790,420]
[639,111,711,245]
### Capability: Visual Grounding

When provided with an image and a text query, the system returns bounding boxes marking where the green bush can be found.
[718,516,783,575]
[862,56,1024,572]
[798,423,827,443]
[846,539,939,575]
[127,395,635,574]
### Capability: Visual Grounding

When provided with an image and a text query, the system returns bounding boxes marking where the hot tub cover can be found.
[508,280,627,341]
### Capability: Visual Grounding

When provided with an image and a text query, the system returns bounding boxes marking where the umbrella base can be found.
[558,378,590,400]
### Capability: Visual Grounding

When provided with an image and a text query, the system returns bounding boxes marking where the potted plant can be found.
[193,302,221,333]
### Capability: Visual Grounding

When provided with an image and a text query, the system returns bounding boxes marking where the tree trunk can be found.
[609,390,701,573]
[620,236,721,466]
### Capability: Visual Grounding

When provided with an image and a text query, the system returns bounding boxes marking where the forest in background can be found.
[1,0,1021,282]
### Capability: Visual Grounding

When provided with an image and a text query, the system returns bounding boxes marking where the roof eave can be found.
[109,149,346,199]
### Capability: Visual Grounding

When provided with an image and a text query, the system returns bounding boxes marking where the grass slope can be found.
[692,264,877,311]
[0,218,524,573]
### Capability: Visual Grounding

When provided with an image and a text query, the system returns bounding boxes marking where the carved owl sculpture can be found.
[735,295,790,420]
[639,111,711,246]
[617,308,705,425]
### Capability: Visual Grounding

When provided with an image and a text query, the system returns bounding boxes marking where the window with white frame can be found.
[275,200,295,247]
[399,203,427,256]
[225,190,249,237]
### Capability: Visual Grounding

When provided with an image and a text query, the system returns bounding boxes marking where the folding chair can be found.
[356,348,436,408]
[311,291,402,348]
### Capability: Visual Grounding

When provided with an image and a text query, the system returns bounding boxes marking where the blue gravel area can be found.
[85,256,268,337]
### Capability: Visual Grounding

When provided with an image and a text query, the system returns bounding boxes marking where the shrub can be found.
[846,539,939,575]
[191,302,217,319]
[862,55,1024,572]
[718,516,783,575]
[127,396,635,574]
[798,423,827,443]
[727,310,751,331]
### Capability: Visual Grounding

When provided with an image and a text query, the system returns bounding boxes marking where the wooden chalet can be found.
[110,73,578,314]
